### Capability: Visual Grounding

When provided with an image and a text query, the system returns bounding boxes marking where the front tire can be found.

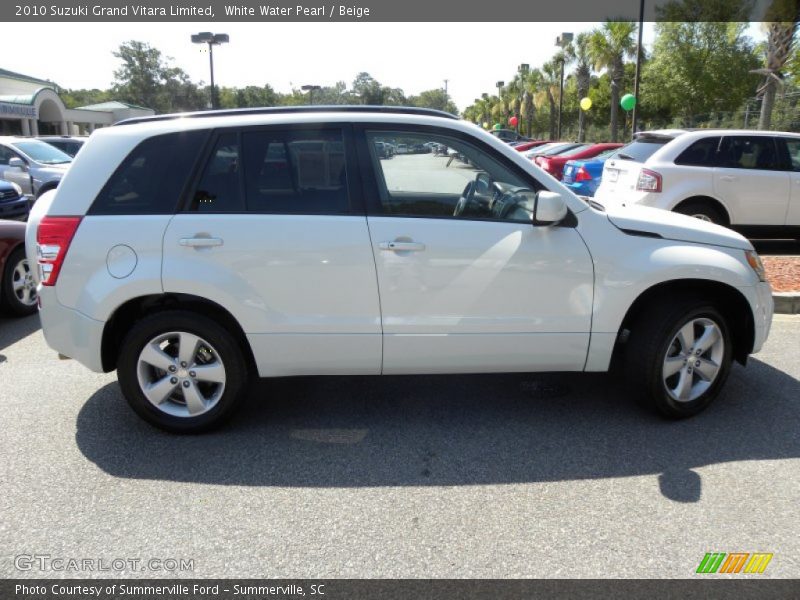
[625,297,733,418]
[2,247,38,317]
[117,311,249,433]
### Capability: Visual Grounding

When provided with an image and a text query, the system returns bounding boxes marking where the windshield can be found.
[12,141,73,165]
[614,137,673,163]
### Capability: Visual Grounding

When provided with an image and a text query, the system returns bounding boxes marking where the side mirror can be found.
[533,191,568,226]
[8,157,27,171]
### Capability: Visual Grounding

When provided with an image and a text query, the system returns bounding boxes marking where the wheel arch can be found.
[672,195,731,225]
[101,293,257,373]
[614,279,755,366]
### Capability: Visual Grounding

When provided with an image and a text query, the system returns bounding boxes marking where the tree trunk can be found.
[610,80,619,142]
[548,93,557,139]
[758,81,777,130]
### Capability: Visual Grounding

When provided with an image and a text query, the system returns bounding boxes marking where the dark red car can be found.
[1,219,37,317]
[535,142,624,180]
[513,140,554,152]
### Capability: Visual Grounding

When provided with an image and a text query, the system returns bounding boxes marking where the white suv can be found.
[594,129,800,239]
[26,107,773,432]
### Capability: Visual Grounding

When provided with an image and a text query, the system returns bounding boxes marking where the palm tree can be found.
[756,1,800,129]
[540,60,561,139]
[589,20,637,142]
[521,69,543,137]
[571,33,594,141]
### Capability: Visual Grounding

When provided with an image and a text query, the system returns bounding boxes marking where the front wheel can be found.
[625,298,733,418]
[117,311,249,433]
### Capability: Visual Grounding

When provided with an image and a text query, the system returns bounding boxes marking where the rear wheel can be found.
[674,201,726,225]
[2,247,38,317]
[117,311,249,433]
[624,297,733,418]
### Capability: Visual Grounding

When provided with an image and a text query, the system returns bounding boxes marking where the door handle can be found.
[719,175,737,182]
[179,236,224,248]
[378,241,426,252]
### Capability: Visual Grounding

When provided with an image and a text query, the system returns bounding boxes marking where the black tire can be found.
[117,310,249,433]
[1,246,38,317]
[674,201,726,225]
[624,296,733,418]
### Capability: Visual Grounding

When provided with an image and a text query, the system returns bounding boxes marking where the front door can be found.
[359,127,594,374]
[0,145,33,195]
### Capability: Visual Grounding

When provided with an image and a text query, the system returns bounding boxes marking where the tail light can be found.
[575,166,592,181]
[36,216,81,286]
[636,168,662,192]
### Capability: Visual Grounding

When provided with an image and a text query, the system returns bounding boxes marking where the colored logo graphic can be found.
[696,552,773,574]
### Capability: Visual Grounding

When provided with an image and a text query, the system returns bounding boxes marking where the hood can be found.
[606,205,751,250]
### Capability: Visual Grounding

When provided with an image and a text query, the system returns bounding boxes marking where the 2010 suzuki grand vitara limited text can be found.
[26,107,773,432]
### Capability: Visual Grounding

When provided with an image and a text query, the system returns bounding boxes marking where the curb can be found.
[773,292,800,314]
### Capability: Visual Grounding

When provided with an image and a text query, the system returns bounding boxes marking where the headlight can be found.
[745,250,767,282]
[10,182,22,195]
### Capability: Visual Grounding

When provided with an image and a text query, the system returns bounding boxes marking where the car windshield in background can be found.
[615,137,673,162]
[554,144,592,156]
[592,148,618,160]
[12,141,72,164]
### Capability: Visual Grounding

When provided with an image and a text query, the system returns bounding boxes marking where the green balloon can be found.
[493,123,502,130]
[620,94,636,111]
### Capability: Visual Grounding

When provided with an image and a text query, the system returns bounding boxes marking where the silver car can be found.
[0,137,72,200]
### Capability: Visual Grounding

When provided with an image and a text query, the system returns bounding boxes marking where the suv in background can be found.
[0,179,30,220]
[594,129,800,239]
[27,106,772,432]
[0,137,72,200]
[37,135,86,157]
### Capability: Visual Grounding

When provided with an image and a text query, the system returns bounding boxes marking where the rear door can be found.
[161,125,382,377]
[358,125,594,375]
[777,136,800,226]
[713,135,790,225]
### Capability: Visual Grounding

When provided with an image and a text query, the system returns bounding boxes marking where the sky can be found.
[1,21,761,111]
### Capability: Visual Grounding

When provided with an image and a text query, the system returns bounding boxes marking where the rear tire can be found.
[674,201,726,225]
[624,296,733,418]
[117,310,249,433]
[2,247,38,317]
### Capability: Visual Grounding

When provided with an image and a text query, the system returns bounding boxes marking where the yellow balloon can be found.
[580,97,592,111]
[482,122,490,129]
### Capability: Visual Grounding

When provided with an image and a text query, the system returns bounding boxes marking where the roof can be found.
[0,68,59,90]
[75,101,152,111]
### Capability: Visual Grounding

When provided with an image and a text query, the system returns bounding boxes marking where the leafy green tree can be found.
[407,89,457,114]
[644,20,759,127]
[60,89,110,109]
[755,0,800,129]
[570,33,594,141]
[111,41,204,112]
[588,21,637,141]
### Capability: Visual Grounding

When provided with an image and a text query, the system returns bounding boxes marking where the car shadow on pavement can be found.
[75,357,799,502]
[0,314,40,353]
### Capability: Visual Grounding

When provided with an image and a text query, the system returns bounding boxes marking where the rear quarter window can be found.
[88,130,207,215]
[674,137,721,166]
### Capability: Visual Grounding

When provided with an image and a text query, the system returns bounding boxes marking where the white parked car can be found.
[26,108,773,432]
[594,129,800,239]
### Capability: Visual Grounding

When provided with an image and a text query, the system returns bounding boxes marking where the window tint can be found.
[675,137,721,166]
[0,145,22,165]
[90,130,206,215]
[719,136,778,170]
[242,129,349,213]
[615,138,672,163]
[367,130,537,222]
[191,133,243,212]
[783,138,800,172]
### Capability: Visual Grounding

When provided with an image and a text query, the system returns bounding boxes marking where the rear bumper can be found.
[38,286,106,373]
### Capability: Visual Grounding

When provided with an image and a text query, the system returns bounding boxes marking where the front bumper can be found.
[0,196,31,219]
[747,281,774,354]
[38,286,106,373]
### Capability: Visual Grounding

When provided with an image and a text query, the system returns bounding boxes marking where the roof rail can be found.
[114,105,460,126]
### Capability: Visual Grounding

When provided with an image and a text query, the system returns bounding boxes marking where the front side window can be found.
[0,145,22,166]
[719,136,778,170]
[782,138,800,172]
[367,130,539,222]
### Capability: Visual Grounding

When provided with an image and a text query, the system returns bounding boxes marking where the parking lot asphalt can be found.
[1,314,798,578]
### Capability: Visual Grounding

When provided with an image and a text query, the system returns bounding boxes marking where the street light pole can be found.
[631,0,645,137]
[301,84,321,105]
[191,32,229,110]
[555,33,573,140]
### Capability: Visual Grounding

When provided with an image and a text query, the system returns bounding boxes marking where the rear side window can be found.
[719,136,779,170]
[615,138,672,163]
[675,137,721,166]
[781,138,800,171]
[190,132,244,212]
[89,131,206,215]
[241,129,349,213]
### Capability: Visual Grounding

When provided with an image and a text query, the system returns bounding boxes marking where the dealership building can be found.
[0,68,154,136]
